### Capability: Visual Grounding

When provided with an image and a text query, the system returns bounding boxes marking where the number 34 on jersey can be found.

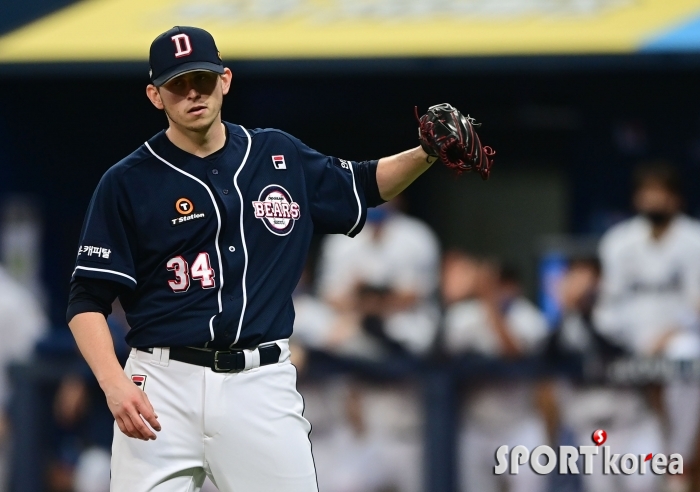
[166,253,215,292]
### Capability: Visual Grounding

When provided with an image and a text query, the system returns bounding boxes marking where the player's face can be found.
[633,181,681,221]
[441,252,480,305]
[147,68,232,133]
[558,264,598,312]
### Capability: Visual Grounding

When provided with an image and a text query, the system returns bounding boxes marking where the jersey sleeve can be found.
[290,135,369,237]
[72,169,138,289]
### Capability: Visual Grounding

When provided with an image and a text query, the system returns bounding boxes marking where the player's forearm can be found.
[376,146,435,201]
[68,312,127,389]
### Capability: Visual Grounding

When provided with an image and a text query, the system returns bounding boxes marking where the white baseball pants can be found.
[110,341,318,492]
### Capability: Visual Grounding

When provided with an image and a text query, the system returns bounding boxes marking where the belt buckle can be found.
[213,349,244,373]
[213,350,231,373]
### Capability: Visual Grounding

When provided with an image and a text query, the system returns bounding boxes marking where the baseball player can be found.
[552,258,663,492]
[0,264,47,491]
[595,163,700,492]
[65,26,493,492]
[442,254,549,492]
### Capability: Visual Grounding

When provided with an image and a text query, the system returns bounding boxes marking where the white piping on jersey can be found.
[73,266,137,285]
[232,126,252,345]
[145,141,224,342]
[346,162,362,236]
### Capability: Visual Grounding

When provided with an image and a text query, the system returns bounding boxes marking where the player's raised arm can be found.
[376,146,433,201]
[377,103,495,201]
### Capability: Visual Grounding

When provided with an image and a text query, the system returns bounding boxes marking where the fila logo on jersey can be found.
[171,198,206,226]
[252,185,300,236]
[131,374,147,390]
[171,34,192,58]
[272,155,286,170]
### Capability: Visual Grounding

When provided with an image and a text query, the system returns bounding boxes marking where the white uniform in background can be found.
[443,297,549,492]
[596,215,700,460]
[292,292,347,437]
[292,293,394,492]
[555,313,663,492]
[0,266,47,492]
[318,212,441,355]
[315,211,441,492]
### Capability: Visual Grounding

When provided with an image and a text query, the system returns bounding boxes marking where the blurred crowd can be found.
[2,161,700,492]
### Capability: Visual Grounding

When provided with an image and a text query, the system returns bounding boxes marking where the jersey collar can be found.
[146,123,242,168]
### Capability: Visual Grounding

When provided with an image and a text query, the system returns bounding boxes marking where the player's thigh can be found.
[112,469,206,492]
[204,361,317,492]
[112,427,208,492]
[111,355,207,492]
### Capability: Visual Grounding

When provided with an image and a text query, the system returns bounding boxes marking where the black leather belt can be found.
[139,344,282,373]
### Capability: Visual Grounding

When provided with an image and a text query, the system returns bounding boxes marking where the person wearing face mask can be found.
[595,162,700,492]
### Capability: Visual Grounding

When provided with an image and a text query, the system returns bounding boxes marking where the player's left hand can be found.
[416,103,495,179]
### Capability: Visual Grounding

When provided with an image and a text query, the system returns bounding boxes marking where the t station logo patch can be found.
[171,197,206,227]
[176,198,194,214]
[252,185,300,236]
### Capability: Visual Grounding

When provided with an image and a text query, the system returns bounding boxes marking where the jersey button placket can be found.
[222,189,229,194]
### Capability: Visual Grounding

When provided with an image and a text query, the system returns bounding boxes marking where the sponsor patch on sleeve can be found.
[336,158,353,171]
[77,243,113,264]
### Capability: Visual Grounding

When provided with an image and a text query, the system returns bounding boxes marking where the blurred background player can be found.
[595,162,700,492]
[0,263,47,492]
[317,201,440,356]
[314,200,441,492]
[548,258,663,492]
[441,251,549,492]
[48,301,130,492]
[290,263,385,492]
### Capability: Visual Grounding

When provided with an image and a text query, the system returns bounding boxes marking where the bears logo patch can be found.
[252,185,300,236]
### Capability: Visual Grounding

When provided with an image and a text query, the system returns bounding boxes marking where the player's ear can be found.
[220,68,233,96]
[146,84,165,110]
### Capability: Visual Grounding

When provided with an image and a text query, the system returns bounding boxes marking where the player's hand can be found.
[103,374,161,441]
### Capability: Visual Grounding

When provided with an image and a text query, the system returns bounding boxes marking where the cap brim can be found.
[152,61,225,86]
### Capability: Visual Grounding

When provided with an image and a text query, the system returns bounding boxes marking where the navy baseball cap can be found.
[149,26,224,87]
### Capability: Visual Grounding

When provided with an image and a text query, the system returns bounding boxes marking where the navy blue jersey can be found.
[72,123,370,349]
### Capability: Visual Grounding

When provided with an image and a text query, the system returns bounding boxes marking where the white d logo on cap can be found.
[171,33,193,58]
